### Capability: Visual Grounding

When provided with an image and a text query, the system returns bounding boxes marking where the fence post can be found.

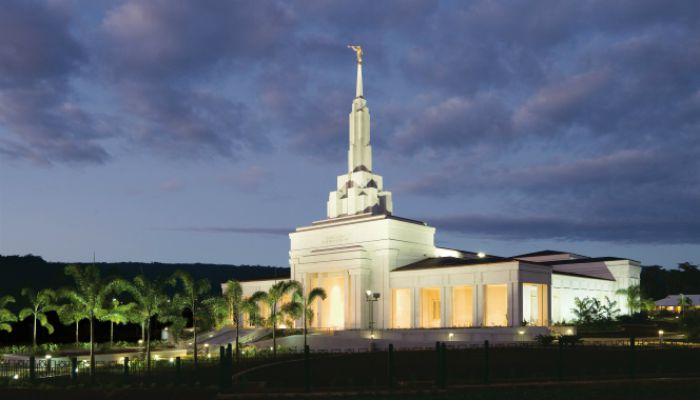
[304,345,310,392]
[434,342,441,387]
[29,356,36,382]
[71,357,78,382]
[123,356,129,382]
[218,346,226,390]
[440,342,447,388]
[226,343,233,367]
[483,340,490,385]
[629,336,636,380]
[387,343,394,389]
[558,338,564,381]
[175,357,182,382]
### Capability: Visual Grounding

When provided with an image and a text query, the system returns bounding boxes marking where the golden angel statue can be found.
[348,45,362,64]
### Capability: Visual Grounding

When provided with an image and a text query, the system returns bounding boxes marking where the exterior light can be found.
[477,252,486,258]
[154,355,160,361]
[138,339,143,344]
[269,346,273,351]
[45,354,52,359]
[370,334,375,340]
[208,334,213,338]
[74,368,79,373]
[518,330,525,335]
[658,330,664,335]
[112,298,117,302]
[204,343,209,347]
[448,332,454,339]
[207,354,211,359]
[169,357,174,363]
[566,328,573,335]
[12,374,18,380]
[366,290,372,297]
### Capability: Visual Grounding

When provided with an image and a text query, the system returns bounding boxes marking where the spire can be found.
[356,62,363,98]
[348,45,363,98]
[325,46,393,219]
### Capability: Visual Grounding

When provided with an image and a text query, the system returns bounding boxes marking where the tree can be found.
[600,296,620,320]
[100,298,134,346]
[171,270,211,367]
[282,286,327,349]
[56,300,88,345]
[678,294,694,315]
[250,280,301,357]
[61,264,121,376]
[203,280,259,363]
[571,297,597,324]
[616,285,643,314]
[0,295,17,333]
[18,288,57,349]
[118,275,172,371]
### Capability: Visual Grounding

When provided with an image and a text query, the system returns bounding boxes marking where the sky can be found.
[1,0,699,268]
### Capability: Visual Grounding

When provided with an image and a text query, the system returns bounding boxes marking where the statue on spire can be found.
[348,45,362,64]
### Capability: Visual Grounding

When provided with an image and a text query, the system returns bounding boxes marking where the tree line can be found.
[0,264,326,374]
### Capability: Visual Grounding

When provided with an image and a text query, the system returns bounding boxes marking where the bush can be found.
[681,310,700,340]
[558,335,582,346]
[534,334,555,346]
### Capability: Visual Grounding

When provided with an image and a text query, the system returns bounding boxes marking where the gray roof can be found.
[393,256,514,272]
[655,294,700,306]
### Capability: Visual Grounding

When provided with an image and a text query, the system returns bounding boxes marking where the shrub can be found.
[558,334,582,346]
[534,334,555,346]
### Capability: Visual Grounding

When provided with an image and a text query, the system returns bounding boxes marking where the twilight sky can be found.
[1,0,699,268]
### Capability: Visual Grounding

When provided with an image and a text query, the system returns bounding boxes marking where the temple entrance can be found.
[522,283,548,326]
[309,273,346,329]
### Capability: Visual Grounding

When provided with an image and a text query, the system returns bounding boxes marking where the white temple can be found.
[233,47,641,342]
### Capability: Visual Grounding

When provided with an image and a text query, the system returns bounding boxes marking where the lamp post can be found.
[658,329,664,346]
[365,290,380,339]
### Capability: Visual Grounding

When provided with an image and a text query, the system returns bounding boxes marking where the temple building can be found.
[235,47,641,336]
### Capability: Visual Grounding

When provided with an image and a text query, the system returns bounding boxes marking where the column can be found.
[412,287,420,328]
[442,286,451,328]
[474,284,484,327]
[508,282,522,327]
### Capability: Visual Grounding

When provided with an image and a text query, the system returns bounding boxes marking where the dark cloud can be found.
[98,0,299,159]
[158,226,290,236]
[426,213,700,245]
[0,0,111,164]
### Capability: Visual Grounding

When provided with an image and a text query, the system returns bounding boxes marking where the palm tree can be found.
[0,295,17,333]
[251,280,301,357]
[61,264,121,376]
[100,298,134,346]
[204,280,259,363]
[56,300,88,345]
[18,288,57,349]
[616,285,643,314]
[117,275,171,371]
[282,286,327,349]
[171,270,211,367]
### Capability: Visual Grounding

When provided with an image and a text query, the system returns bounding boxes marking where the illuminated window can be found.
[452,286,473,327]
[484,284,507,326]
[392,288,412,328]
[420,288,441,328]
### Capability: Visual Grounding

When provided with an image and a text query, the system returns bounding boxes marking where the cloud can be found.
[426,213,700,245]
[158,226,290,236]
[0,0,111,164]
[159,179,183,191]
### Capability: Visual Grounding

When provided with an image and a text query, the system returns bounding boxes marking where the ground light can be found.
[659,329,664,345]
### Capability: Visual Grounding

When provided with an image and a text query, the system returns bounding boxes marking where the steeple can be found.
[326,46,393,219]
[356,61,363,98]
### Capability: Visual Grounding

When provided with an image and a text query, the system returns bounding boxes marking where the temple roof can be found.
[393,256,513,272]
